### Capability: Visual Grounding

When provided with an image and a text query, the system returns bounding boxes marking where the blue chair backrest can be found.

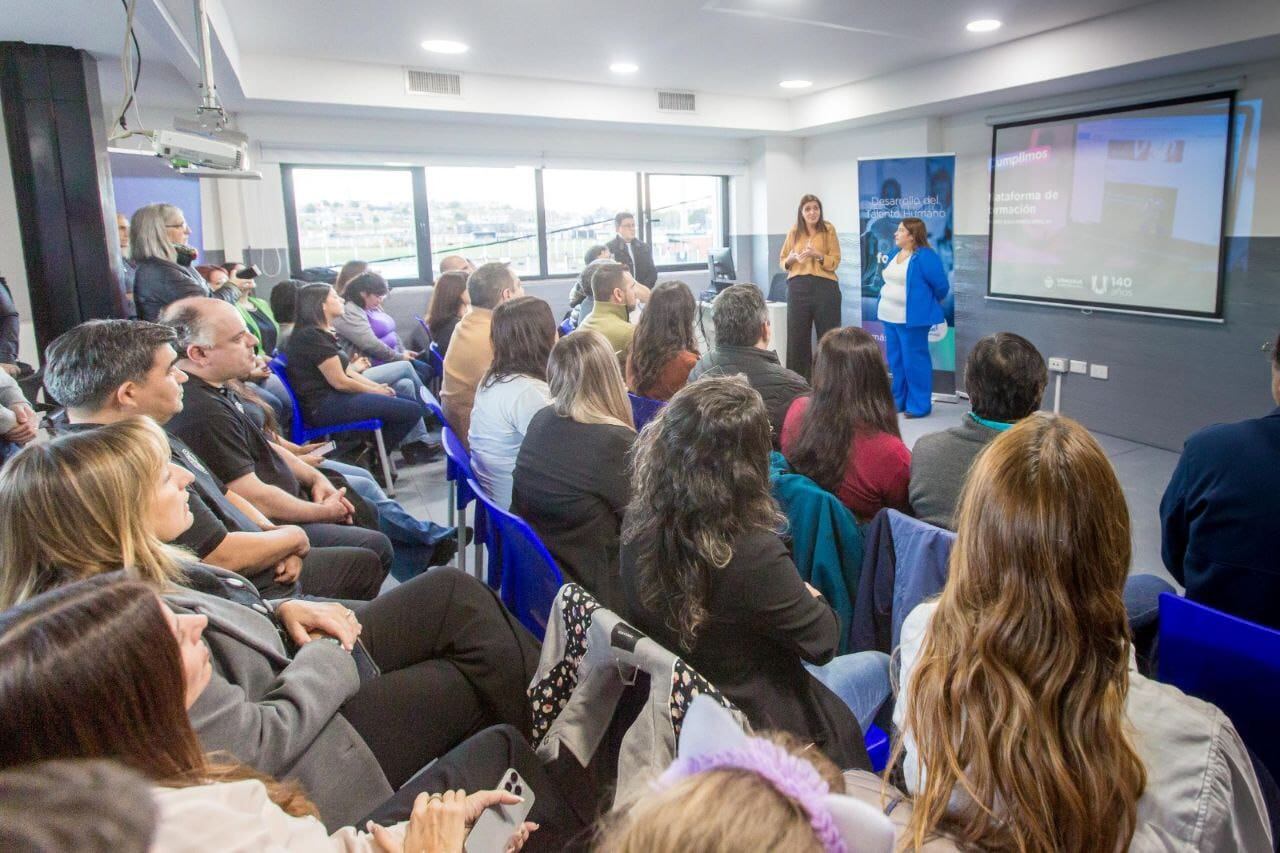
[1157,592,1280,778]
[267,357,307,444]
[558,317,576,337]
[627,392,666,432]
[466,476,563,637]
[428,341,445,374]
[441,426,475,493]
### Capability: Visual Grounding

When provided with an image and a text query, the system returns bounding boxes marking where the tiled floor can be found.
[390,400,1182,589]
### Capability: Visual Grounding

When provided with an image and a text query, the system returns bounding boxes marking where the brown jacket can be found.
[440,308,493,445]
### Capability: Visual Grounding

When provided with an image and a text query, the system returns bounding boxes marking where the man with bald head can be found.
[162,297,456,578]
[438,255,475,275]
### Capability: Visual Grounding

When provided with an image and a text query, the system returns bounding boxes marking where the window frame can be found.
[282,164,731,284]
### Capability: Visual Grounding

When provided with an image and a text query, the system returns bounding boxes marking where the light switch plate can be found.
[1069,359,1087,374]
[1090,364,1109,380]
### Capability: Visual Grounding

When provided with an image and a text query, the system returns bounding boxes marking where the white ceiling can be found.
[218,0,1157,98]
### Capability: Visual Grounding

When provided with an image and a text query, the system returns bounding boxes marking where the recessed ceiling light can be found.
[779,79,813,89]
[965,19,1002,32]
[421,39,469,54]
[610,61,639,74]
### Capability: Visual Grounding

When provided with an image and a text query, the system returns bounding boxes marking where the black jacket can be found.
[688,345,810,445]
[606,235,657,287]
[133,257,234,321]
[622,528,871,771]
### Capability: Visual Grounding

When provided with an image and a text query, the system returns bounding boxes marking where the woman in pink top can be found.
[781,327,911,521]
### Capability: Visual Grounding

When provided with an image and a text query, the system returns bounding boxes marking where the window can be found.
[542,169,639,275]
[283,164,729,282]
[646,174,724,268]
[425,166,539,277]
[288,167,421,281]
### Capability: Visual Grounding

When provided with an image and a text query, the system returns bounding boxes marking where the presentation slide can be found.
[988,94,1232,318]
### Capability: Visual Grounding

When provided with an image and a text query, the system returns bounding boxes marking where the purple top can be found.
[366,308,401,357]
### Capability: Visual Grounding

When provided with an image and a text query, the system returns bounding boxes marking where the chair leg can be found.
[374,429,396,497]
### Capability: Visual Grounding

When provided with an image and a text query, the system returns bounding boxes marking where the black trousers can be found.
[252,545,384,601]
[339,568,541,790]
[362,724,591,852]
[298,522,393,600]
[786,274,842,381]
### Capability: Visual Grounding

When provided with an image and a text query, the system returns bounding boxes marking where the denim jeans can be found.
[805,650,893,733]
[364,361,430,445]
[306,390,424,450]
[322,458,455,581]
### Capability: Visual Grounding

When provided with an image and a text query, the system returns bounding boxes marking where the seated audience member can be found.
[439,254,475,275]
[442,262,525,445]
[567,244,612,324]
[131,203,234,321]
[333,259,368,297]
[598,698,889,853]
[470,297,555,509]
[0,574,564,849]
[425,270,470,355]
[622,376,888,770]
[689,284,809,445]
[1161,331,1280,630]
[116,213,138,317]
[896,413,1272,852]
[909,331,1046,529]
[624,280,699,402]
[0,424,542,832]
[0,368,36,462]
[0,760,157,853]
[577,262,640,357]
[284,284,436,462]
[334,271,433,385]
[269,279,300,352]
[512,329,635,608]
[0,274,21,374]
[163,298,453,578]
[224,262,281,357]
[42,319,387,600]
[781,327,910,521]
[197,263,286,421]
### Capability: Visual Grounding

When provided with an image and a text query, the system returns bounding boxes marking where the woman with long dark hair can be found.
[621,376,890,771]
[469,296,555,508]
[779,194,841,381]
[878,216,950,418]
[624,280,699,401]
[780,327,910,521]
[426,270,470,355]
[0,418,542,831]
[284,283,434,459]
[0,574,554,851]
[895,414,1271,851]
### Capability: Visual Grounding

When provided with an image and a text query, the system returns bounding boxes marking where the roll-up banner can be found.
[856,155,957,399]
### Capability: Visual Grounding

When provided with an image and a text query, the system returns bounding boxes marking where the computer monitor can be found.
[708,247,735,290]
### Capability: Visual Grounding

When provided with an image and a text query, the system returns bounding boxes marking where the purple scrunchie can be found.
[657,738,847,853]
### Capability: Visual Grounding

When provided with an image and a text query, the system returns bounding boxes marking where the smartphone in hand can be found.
[464,768,535,853]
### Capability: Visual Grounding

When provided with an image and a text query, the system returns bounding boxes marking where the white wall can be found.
[0,93,39,361]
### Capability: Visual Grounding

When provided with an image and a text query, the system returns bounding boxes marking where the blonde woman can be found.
[130,203,233,321]
[511,329,635,610]
[894,413,1272,852]
[0,418,543,832]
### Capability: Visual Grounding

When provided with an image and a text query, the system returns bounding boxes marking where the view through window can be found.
[290,168,420,280]
[425,166,538,276]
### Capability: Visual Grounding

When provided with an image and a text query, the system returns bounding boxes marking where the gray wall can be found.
[953,234,1279,451]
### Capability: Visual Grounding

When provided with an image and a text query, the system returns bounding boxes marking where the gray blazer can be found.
[165,580,392,831]
[333,299,400,363]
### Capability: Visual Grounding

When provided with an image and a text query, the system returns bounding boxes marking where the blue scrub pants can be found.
[883,322,933,417]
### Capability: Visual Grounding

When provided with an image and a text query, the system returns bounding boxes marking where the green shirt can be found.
[577,301,634,355]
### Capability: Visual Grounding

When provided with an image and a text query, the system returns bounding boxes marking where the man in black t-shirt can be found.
[43,320,386,599]
[163,298,456,576]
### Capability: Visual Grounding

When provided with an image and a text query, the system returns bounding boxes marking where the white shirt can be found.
[469,374,552,509]
[878,253,909,325]
[895,602,1273,852]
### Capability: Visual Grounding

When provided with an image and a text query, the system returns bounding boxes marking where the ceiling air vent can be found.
[657,90,696,112]
[406,69,462,96]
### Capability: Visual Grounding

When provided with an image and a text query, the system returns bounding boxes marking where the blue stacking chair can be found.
[466,476,563,638]
[441,426,483,576]
[267,357,396,495]
[558,316,576,337]
[1157,592,1280,779]
[863,724,890,773]
[419,326,444,395]
[627,392,666,432]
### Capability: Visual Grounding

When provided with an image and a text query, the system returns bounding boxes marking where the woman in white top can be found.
[469,297,555,508]
[0,574,537,853]
[877,217,950,418]
[893,413,1271,852]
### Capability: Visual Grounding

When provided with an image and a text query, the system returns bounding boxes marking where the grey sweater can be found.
[908,415,1002,530]
[0,370,30,433]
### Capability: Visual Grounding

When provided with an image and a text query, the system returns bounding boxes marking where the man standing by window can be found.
[606,212,657,288]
